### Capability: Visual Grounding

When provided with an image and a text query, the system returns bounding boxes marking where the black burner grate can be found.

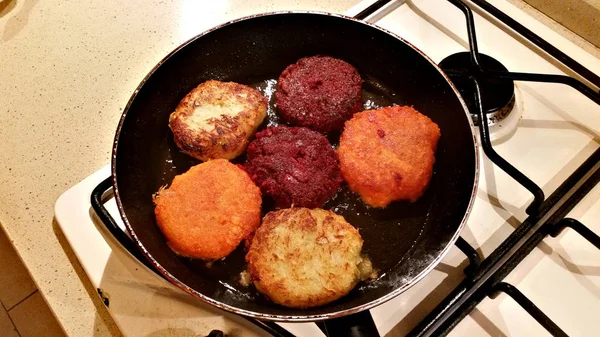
[402,0,600,336]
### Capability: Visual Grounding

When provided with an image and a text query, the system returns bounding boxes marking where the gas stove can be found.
[55,0,600,336]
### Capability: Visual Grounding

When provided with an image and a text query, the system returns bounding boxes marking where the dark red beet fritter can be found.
[244,126,343,208]
[276,56,363,133]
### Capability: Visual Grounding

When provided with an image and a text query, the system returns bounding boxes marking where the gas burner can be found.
[439,52,521,140]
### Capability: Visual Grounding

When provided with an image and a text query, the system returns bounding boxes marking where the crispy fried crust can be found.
[153,159,262,260]
[246,208,363,308]
[169,80,267,161]
[337,106,441,207]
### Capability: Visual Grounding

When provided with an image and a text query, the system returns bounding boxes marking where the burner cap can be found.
[439,52,515,125]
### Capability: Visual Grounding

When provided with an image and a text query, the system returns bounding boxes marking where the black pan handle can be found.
[90,177,158,272]
[320,310,379,337]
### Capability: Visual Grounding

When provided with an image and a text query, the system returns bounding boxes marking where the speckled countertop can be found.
[0,0,598,336]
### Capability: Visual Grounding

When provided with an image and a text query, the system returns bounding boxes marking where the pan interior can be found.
[114,13,476,318]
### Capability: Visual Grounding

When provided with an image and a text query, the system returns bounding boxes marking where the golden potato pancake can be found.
[169,80,267,161]
[246,208,364,308]
[338,106,441,207]
[153,159,262,260]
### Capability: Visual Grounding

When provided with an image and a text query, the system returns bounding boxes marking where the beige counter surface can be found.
[0,0,598,336]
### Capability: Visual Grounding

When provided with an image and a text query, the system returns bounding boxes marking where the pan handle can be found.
[90,177,158,272]
[320,310,380,337]
[353,0,393,20]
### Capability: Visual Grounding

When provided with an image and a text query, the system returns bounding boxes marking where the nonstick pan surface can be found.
[112,12,478,321]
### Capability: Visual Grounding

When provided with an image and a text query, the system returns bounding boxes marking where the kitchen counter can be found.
[521,0,600,49]
[0,0,598,336]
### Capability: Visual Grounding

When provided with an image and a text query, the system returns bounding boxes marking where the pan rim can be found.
[111,10,480,321]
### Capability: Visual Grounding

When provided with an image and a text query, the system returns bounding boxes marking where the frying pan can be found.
[108,11,478,336]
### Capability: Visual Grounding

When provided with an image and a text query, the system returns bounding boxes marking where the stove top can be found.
[55,0,600,336]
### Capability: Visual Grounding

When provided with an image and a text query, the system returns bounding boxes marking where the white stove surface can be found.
[55,0,600,336]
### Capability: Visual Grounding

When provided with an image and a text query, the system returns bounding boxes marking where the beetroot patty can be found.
[276,56,363,133]
[244,126,343,208]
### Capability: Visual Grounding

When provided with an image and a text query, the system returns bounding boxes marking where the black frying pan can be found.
[110,11,478,329]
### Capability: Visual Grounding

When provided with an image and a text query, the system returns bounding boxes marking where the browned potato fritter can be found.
[169,80,267,161]
[153,159,262,260]
[246,208,364,309]
[338,106,441,208]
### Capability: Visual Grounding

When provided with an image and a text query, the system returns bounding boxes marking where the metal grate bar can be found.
[455,237,481,275]
[469,0,600,89]
[471,79,545,214]
[485,71,600,105]
[447,0,546,214]
[491,282,568,337]
[549,218,600,250]
[354,0,394,20]
[407,148,600,337]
